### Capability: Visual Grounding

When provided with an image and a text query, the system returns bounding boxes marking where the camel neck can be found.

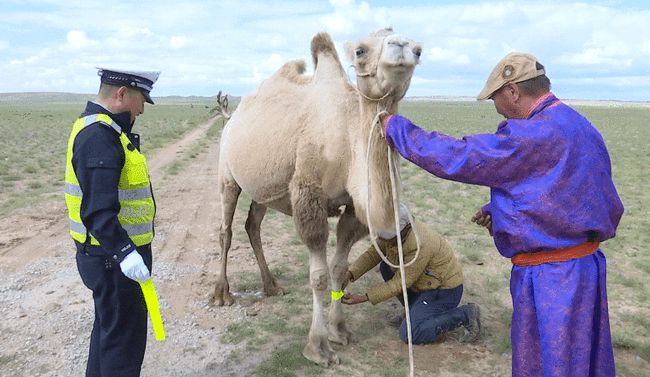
[354,100,398,232]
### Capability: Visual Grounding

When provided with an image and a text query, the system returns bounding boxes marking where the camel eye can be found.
[355,47,365,57]
[413,48,422,58]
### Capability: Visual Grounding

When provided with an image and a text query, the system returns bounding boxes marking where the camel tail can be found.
[311,32,340,68]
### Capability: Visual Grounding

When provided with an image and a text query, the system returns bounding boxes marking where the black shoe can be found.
[461,303,481,342]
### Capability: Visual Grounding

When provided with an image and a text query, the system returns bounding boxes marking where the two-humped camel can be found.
[214,28,422,366]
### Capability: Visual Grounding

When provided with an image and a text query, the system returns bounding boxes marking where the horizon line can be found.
[0,91,648,106]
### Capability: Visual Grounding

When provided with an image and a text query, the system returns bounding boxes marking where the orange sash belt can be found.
[511,241,600,266]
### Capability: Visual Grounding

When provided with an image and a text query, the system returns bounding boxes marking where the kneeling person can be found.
[342,205,480,344]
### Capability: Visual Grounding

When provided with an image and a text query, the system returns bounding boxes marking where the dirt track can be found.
[7,116,646,377]
[0,118,265,376]
[0,117,529,377]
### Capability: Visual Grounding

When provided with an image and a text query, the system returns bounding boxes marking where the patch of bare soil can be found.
[0,118,274,376]
[0,113,515,376]
[3,117,647,377]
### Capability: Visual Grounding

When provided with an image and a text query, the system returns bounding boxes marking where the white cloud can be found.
[242,65,264,85]
[120,26,155,38]
[321,13,352,34]
[558,48,634,67]
[329,0,354,6]
[0,1,648,100]
[457,2,521,24]
[252,33,288,49]
[9,49,51,66]
[426,47,470,65]
[321,0,378,35]
[170,36,189,49]
[267,53,285,69]
[239,53,296,85]
[66,30,97,49]
[559,75,650,87]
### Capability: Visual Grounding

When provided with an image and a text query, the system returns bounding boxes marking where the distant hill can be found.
[0,92,232,105]
[0,92,95,104]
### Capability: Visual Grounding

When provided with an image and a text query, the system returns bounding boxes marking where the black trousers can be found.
[76,243,152,377]
[379,261,467,344]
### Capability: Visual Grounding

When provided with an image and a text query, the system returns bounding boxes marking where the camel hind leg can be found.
[245,200,287,297]
[213,178,241,306]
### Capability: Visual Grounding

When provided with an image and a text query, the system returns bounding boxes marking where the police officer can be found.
[64,68,160,377]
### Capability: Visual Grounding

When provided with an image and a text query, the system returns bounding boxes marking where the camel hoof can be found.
[214,296,235,307]
[328,333,351,346]
[212,291,235,306]
[264,282,288,297]
[302,343,339,367]
[328,325,353,345]
[212,280,235,306]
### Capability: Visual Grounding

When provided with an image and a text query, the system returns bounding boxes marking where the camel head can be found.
[345,28,422,105]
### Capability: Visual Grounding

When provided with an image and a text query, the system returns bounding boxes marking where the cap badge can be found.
[502,65,514,79]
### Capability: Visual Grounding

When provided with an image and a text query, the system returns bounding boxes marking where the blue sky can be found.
[1,0,649,101]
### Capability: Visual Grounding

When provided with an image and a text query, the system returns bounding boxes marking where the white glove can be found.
[120,251,150,283]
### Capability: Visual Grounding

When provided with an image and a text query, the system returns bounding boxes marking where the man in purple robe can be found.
[382,52,624,377]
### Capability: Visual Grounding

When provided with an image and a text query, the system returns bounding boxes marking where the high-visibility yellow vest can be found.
[64,113,155,247]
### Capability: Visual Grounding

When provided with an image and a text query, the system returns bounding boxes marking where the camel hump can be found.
[278,59,306,76]
[273,59,311,85]
[311,32,340,68]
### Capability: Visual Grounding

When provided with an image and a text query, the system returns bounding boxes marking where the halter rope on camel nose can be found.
[349,65,395,103]
[350,35,395,103]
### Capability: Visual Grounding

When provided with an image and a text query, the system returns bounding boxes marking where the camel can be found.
[213,28,422,366]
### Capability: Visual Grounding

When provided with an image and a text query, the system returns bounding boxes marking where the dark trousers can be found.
[380,262,467,344]
[76,243,152,377]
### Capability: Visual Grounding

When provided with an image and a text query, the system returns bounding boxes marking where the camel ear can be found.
[413,42,423,65]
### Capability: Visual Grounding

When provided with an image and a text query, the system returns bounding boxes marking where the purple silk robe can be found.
[385,93,624,377]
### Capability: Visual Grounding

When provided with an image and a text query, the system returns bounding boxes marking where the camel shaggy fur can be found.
[214,28,422,366]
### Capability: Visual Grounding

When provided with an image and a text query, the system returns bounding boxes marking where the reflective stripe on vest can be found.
[64,182,153,201]
[83,113,122,133]
[69,219,153,237]
[64,113,155,247]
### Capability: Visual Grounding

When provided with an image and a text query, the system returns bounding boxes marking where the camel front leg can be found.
[329,206,368,345]
[291,176,339,367]
[246,200,287,297]
[303,250,339,367]
[213,179,241,306]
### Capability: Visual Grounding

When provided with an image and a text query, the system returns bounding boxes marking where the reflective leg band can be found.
[331,290,345,301]
[139,279,166,341]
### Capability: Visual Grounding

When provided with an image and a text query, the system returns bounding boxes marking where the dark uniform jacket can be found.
[72,101,154,261]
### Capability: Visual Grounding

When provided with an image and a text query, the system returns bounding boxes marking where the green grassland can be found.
[401,101,650,363]
[221,100,650,376]
[0,98,215,216]
[0,96,648,376]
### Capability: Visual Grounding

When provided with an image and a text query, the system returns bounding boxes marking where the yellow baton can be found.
[139,279,166,341]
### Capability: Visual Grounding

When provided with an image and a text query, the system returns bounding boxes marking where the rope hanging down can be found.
[364,105,421,377]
